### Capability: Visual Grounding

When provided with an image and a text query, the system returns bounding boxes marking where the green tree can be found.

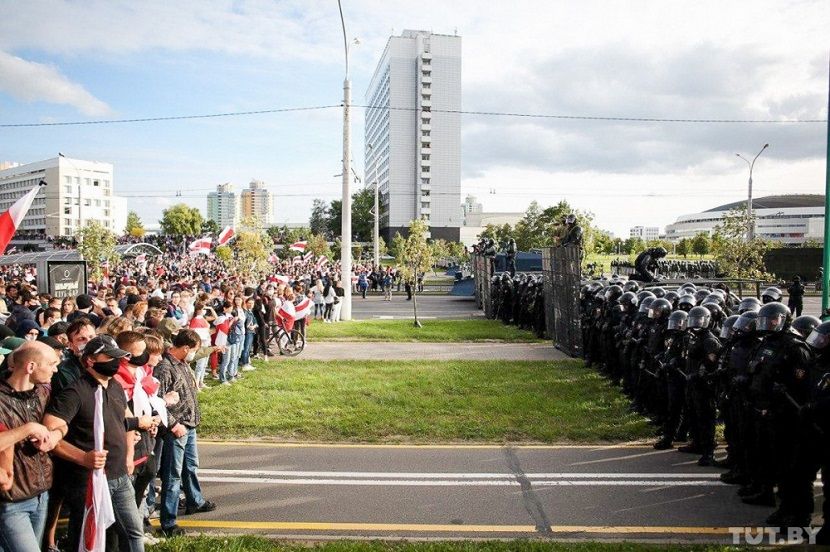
[160,203,204,236]
[691,232,711,258]
[713,207,774,279]
[235,216,274,278]
[76,221,119,282]
[676,238,690,258]
[309,199,330,236]
[306,233,332,258]
[215,244,233,264]
[395,220,436,328]
[326,187,375,242]
[623,237,645,255]
[124,211,145,238]
[201,219,219,235]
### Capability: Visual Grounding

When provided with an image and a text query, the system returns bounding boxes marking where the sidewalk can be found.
[300,341,569,361]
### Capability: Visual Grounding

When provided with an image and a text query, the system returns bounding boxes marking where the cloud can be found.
[0,51,112,116]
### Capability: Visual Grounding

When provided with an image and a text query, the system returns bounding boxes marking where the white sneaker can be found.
[221,381,232,386]
[144,533,161,545]
[241,364,255,372]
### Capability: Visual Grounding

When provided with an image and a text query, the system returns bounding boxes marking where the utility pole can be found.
[822,57,830,316]
[337,0,353,320]
[736,144,769,241]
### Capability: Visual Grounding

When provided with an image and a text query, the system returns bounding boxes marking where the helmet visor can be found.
[667,318,687,331]
[732,316,756,334]
[687,314,709,329]
[806,330,830,350]
[719,325,732,339]
[757,314,786,332]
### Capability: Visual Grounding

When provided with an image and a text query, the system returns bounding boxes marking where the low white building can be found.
[629,225,660,241]
[664,195,825,245]
[0,156,125,237]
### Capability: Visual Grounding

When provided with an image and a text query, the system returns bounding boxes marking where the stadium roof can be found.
[705,194,825,212]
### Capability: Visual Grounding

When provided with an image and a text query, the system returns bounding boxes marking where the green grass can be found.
[150,536,740,552]
[198,359,651,443]
[306,319,543,342]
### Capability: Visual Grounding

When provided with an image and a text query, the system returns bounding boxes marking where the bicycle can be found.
[266,321,305,356]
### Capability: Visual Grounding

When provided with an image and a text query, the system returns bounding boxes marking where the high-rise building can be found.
[241,180,274,226]
[365,30,462,242]
[0,156,126,237]
[207,183,239,229]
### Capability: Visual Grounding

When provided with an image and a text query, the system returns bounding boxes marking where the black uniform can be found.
[683,328,721,459]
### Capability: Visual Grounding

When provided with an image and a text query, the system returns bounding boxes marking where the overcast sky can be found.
[0,0,827,237]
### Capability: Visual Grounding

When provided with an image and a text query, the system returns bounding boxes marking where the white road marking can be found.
[200,469,722,479]
[199,476,724,487]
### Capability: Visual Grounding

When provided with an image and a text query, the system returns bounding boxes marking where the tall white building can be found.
[0,156,126,237]
[629,226,660,241]
[206,182,239,229]
[365,30,462,242]
[241,180,274,226]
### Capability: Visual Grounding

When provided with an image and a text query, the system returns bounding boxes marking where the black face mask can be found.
[91,358,121,377]
[128,351,149,366]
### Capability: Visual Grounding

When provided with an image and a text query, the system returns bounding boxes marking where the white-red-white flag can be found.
[188,236,212,255]
[0,181,45,256]
[303,251,314,262]
[213,314,231,348]
[79,386,115,552]
[268,253,279,264]
[288,240,307,252]
[292,255,302,266]
[135,253,147,263]
[315,255,329,270]
[217,226,235,246]
[277,299,296,332]
[294,296,312,319]
[274,274,289,285]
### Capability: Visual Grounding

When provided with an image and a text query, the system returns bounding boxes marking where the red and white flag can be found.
[268,253,279,264]
[294,296,312,319]
[303,251,314,262]
[135,253,147,263]
[79,386,115,552]
[288,240,307,252]
[217,225,235,246]
[315,255,329,270]
[213,315,231,348]
[277,299,296,332]
[292,255,302,266]
[274,274,289,285]
[188,236,212,255]
[0,181,45,256]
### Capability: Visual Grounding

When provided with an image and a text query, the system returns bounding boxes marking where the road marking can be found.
[200,468,723,479]
[199,441,652,449]
[199,476,723,487]
[150,519,733,535]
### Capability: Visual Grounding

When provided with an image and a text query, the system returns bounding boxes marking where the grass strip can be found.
[306,319,543,342]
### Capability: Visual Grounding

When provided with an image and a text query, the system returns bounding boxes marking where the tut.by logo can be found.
[729,526,820,545]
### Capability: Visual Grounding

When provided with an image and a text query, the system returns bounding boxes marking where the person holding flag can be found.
[0,180,45,256]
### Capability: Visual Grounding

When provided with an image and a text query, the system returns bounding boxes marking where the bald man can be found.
[0,341,61,552]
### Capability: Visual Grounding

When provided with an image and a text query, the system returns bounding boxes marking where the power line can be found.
[1,104,825,128]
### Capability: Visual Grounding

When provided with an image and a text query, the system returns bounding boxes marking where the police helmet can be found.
[653,247,668,258]
[664,290,680,308]
[756,302,792,333]
[604,285,623,303]
[694,289,710,304]
[636,290,656,303]
[679,282,697,293]
[806,321,830,350]
[761,286,783,304]
[720,315,740,339]
[702,293,725,308]
[648,298,673,320]
[677,294,697,312]
[649,287,666,298]
[737,297,762,314]
[702,301,724,321]
[619,291,638,309]
[623,281,640,293]
[732,311,759,335]
[791,315,821,339]
[667,310,689,332]
[638,296,656,314]
[565,214,577,225]
[687,306,712,330]
[710,289,727,300]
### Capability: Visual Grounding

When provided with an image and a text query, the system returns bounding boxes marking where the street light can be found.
[337,0,356,320]
[735,143,769,241]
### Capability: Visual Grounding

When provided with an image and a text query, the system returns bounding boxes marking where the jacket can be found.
[0,380,52,502]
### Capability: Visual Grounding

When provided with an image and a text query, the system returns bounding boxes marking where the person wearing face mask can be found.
[14,319,42,342]
[153,329,216,537]
[51,318,97,395]
[43,334,151,552]
[5,289,38,334]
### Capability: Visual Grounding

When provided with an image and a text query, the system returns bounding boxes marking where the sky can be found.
[0,0,827,237]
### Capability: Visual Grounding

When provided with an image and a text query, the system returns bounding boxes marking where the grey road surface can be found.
[299,342,568,361]
[169,442,822,543]
[350,295,481,320]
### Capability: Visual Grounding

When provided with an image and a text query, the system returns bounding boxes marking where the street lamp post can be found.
[736,143,769,241]
[337,0,353,320]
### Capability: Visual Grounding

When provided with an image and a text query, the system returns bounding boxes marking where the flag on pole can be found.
[188,236,212,255]
[217,226,235,246]
[79,386,115,552]
[288,240,307,252]
[0,181,45,256]
[292,255,302,266]
[303,251,314,262]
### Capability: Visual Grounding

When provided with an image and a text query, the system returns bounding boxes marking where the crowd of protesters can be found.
[0,244,409,552]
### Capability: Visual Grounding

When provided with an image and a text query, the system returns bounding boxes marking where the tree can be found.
[691,232,711,258]
[201,219,219,235]
[675,238,690,258]
[395,220,436,328]
[76,221,119,282]
[713,207,774,279]
[124,211,145,238]
[306,233,332,258]
[325,187,375,241]
[215,244,233,264]
[160,203,204,236]
[309,199,330,236]
[235,216,274,278]
[623,237,645,255]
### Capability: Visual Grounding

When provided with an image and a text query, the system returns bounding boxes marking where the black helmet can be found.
[679,282,697,293]
[732,311,759,335]
[638,296,656,314]
[737,297,762,314]
[761,287,783,304]
[791,315,821,339]
[806,321,830,350]
[667,310,689,332]
[664,290,680,308]
[653,247,668,258]
[636,290,656,303]
[702,301,725,321]
[649,287,666,298]
[565,214,577,225]
[694,289,710,304]
[703,293,724,308]
[648,298,673,320]
[756,302,792,333]
[619,291,638,309]
[604,285,623,303]
[677,294,697,312]
[623,281,640,293]
[687,306,712,330]
[720,315,740,339]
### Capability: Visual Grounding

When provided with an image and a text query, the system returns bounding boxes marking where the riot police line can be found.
[612,258,720,279]
[487,271,547,338]
[581,276,829,540]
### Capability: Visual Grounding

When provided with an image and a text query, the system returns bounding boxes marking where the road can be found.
[164,442,822,543]
[300,342,567,361]
[350,294,480,320]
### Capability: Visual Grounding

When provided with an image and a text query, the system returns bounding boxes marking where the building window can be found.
[64,176,71,184]
[64,219,71,226]
[422,166,430,172]
[104,209,110,216]
[95,199,101,207]
[84,199,91,206]
[64,198,71,205]
[64,207,71,215]
[64,185,72,194]
[74,177,80,185]
[422,131,431,137]
[104,180,110,187]
[421,155,430,160]
[93,180,99,187]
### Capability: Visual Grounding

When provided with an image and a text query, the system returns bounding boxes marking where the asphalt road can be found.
[165,442,822,543]
[350,294,481,320]
[300,342,567,361]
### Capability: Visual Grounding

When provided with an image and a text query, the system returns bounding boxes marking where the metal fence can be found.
[545,245,583,357]
[541,248,556,340]
[472,254,493,315]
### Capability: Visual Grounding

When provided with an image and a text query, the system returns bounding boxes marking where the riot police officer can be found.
[506,238,518,277]
[654,310,689,450]
[633,247,667,283]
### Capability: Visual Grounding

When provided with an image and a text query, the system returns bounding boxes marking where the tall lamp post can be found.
[735,143,769,241]
[337,0,353,320]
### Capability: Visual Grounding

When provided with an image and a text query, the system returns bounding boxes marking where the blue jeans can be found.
[160,427,205,530]
[0,491,48,552]
[65,475,144,552]
[218,340,241,382]
[239,332,254,365]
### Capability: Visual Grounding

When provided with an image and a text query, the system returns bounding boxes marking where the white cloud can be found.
[0,51,112,116]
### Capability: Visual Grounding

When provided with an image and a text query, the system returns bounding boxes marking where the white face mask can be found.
[185,351,196,363]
